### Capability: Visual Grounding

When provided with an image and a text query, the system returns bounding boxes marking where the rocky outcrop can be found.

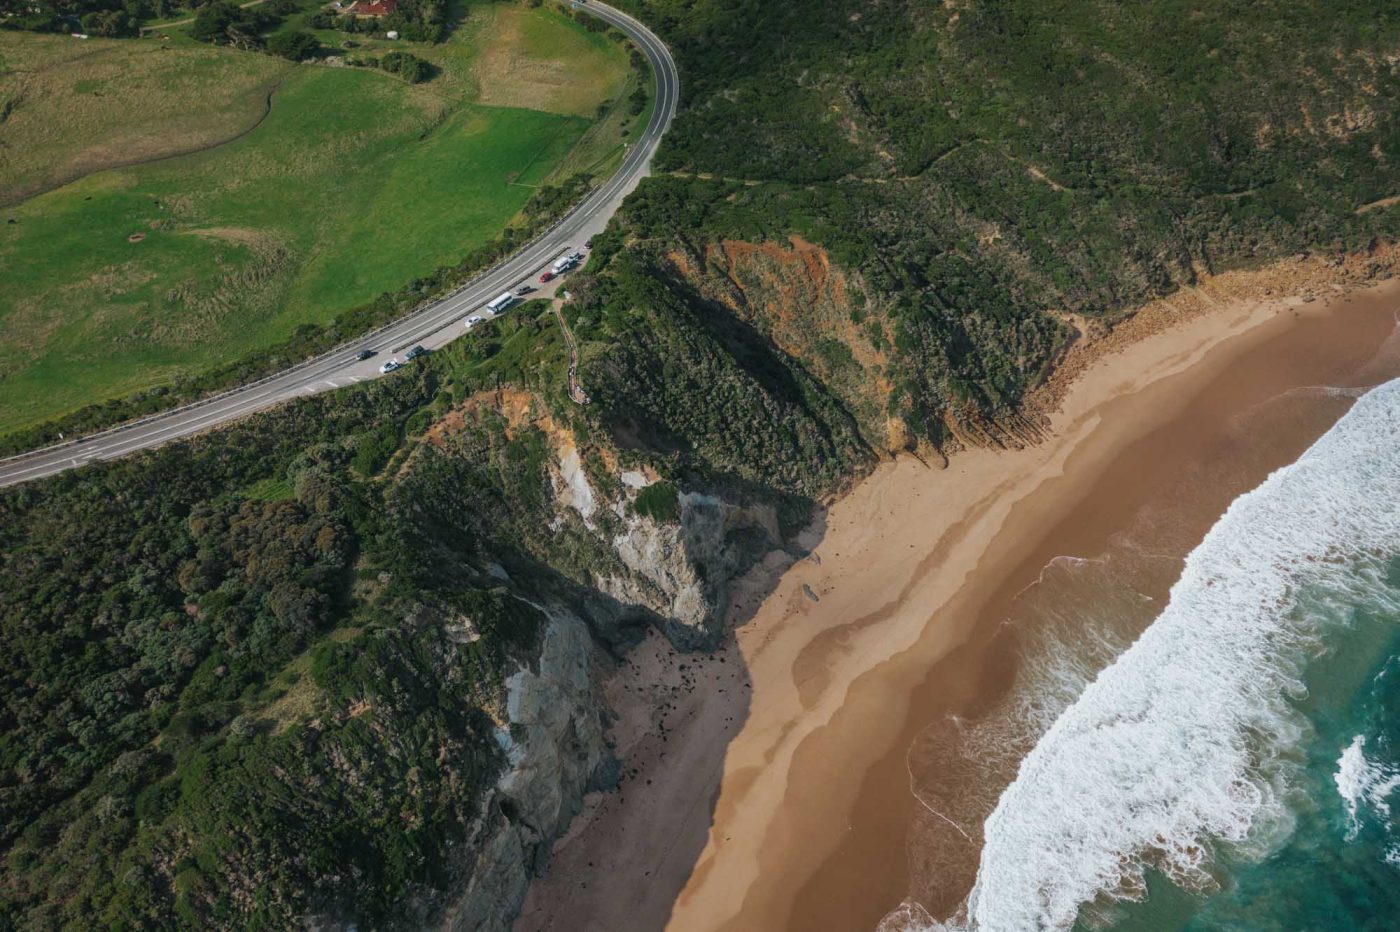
[603,487,779,649]
[428,394,788,927]
[439,609,617,932]
[553,441,782,650]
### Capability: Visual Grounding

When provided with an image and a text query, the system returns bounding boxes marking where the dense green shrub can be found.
[380,49,432,82]
[266,28,319,60]
[0,353,636,926]
[78,8,137,35]
[633,481,678,522]
[589,0,1400,454]
[188,0,272,47]
[0,0,149,34]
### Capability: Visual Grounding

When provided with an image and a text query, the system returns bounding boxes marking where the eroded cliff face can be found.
[439,609,615,932]
[424,390,785,927]
[595,481,780,650]
[565,433,784,653]
[433,389,785,649]
[666,235,1067,456]
[668,236,916,454]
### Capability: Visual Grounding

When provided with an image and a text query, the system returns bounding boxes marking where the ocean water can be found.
[883,378,1400,932]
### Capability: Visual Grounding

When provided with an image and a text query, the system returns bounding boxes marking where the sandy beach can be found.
[515,255,1400,932]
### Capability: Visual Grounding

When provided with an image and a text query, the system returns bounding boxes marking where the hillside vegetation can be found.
[5,0,1400,929]
[584,0,1400,453]
[0,362,607,927]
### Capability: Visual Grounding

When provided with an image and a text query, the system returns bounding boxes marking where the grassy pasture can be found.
[291,3,631,117]
[467,3,629,117]
[0,2,634,438]
[0,32,290,206]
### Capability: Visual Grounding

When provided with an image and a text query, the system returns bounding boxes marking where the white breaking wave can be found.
[1335,735,1400,841]
[902,378,1400,932]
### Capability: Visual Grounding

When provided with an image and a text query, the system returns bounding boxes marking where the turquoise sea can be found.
[884,378,1400,932]
[1111,554,1400,931]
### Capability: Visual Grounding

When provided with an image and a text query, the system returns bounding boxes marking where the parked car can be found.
[405,345,428,361]
[464,314,486,329]
[539,270,555,283]
[356,348,376,361]
[584,237,594,249]
[514,284,535,296]
[379,359,401,374]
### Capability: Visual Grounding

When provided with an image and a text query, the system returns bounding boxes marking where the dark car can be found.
[356,348,376,361]
[584,237,594,249]
[405,345,428,361]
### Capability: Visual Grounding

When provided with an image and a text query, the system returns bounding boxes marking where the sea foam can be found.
[1335,735,1400,841]
[899,378,1400,932]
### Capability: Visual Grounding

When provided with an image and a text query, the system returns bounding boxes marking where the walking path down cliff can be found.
[552,298,589,406]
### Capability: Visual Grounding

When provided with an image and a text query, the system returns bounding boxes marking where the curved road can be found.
[0,2,676,489]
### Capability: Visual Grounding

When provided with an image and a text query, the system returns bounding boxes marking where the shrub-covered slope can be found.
[592,0,1400,445]
[0,302,806,926]
[7,0,1400,927]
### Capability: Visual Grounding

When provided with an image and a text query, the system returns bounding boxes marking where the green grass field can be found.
[0,2,633,437]
[0,32,290,205]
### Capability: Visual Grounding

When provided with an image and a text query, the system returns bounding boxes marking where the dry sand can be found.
[515,263,1400,932]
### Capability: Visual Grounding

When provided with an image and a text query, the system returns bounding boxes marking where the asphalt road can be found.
[0,1,677,489]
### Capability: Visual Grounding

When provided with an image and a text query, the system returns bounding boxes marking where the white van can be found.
[484,292,517,314]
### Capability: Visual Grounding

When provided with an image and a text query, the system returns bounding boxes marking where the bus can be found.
[484,292,517,314]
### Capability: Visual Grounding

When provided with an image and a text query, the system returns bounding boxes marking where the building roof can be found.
[352,0,396,15]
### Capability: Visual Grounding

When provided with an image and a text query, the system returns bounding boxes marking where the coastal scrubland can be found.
[0,368,589,928]
[590,0,1400,457]
[6,0,1400,929]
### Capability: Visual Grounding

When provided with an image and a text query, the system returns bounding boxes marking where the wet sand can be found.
[676,280,1400,932]
[516,271,1400,932]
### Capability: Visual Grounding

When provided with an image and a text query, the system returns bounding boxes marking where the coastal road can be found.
[0,1,676,489]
